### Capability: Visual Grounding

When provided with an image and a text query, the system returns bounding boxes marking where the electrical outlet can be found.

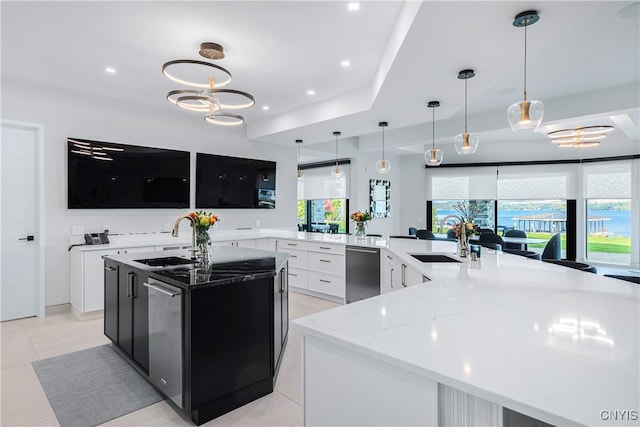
[255,219,261,228]
[72,225,84,236]
[163,223,172,232]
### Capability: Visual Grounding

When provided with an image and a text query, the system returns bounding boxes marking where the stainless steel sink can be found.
[409,254,461,263]
[134,256,194,267]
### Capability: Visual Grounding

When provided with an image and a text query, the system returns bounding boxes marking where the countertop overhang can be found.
[293,239,640,427]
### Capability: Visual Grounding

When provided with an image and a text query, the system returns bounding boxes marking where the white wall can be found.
[349,151,400,237]
[2,78,297,306]
[397,154,427,234]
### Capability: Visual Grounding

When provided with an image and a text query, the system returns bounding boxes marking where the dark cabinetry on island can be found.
[103,259,149,372]
[103,248,289,426]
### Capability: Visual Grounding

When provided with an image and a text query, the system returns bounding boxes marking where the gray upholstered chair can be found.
[541,233,561,260]
[504,229,527,250]
[416,229,435,240]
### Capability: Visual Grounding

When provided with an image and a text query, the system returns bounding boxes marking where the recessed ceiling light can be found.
[348,2,360,11]
[262,105,270,110]
[105,67,116,74]
[341,60,351,68]
[307,90,316,96]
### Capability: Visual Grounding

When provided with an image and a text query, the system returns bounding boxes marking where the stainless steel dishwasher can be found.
[143,278,183,408]
[345,246,380,303]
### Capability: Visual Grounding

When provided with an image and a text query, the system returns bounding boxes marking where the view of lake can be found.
[436,210,631,237]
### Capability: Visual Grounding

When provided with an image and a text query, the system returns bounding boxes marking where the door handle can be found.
[279,268,285,293]
[390,268,394,288]
[104,266,116,272]
[19,235,35,241]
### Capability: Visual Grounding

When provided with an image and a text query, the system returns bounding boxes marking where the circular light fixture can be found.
[162,42,254,125]
[508,10,544,131]
[547,125,613,148]
[376,121,391,174]
[331,131,344,178]
[454,69,479,156]
[425,101,443,166]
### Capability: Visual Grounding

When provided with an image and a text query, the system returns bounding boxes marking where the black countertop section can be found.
[103,246,289,290]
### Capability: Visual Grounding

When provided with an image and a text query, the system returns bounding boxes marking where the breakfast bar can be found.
[293,239,640,426]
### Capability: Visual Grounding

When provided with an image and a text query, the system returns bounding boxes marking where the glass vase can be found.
[196,228,211,263]
[354,221,367,238]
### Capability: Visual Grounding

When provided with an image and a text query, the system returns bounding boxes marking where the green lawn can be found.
[526,232,630,254]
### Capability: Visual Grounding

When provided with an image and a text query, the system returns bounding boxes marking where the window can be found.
[584,161,632,265]
[432,200,494,233]
[297,163,350,234]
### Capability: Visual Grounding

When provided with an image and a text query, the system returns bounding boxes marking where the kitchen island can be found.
[103,246,289,426]
[293,239,640,426]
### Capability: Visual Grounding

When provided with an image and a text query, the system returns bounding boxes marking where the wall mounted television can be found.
[67,138,190,209]
[196,153,276,209]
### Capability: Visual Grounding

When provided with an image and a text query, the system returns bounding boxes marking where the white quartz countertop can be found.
[70,228,390,251]
[293,239,640,426]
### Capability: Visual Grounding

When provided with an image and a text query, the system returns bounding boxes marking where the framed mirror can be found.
[370,179,390,218]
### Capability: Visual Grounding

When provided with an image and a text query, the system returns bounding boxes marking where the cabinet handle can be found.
[275,240,279,251]
[287,243,297,246]
[319,259,331,263]
[319,246,331,250]
[290,255,298,258]
[288,273,298,277]
[320,279,331,283]
[401,264,407,287]
[280,268,285,293]
[386,255,393,260]
[127,272,134,298]
[390,268,394,288]
[104,266,116,271]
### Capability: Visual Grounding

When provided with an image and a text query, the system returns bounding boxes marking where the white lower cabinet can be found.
[380,249,428,295]
[277,240,345,301]
[70,245,155,316]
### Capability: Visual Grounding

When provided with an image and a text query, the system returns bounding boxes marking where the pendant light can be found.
[331,131,344,177]
[376,122,391,174]
[425,101,443,166]
[295,139,305,181]
[507,11,543,131]
[454,69,479,155]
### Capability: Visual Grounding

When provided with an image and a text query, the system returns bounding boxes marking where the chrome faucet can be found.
[172,214,198,259]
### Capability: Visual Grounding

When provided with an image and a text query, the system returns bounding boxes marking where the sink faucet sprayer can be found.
[172,214,199,260]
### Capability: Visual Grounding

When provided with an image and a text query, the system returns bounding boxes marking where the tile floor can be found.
[0,291,340,427]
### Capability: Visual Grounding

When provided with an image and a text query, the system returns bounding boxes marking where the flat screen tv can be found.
[67,138,190,209]
[196,153,276,209]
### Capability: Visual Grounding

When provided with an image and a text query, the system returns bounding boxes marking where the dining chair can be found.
[541,233,561,260]
[503,249,542,260]
[366,234,382,237]
[416,229,435,240]
[604,274,640,284]
[478,232,505,247]
[504,229,527,250]
[543,259,597,274]
[408,227,418,236]
[446,229,457,239]
[389,235,418,239]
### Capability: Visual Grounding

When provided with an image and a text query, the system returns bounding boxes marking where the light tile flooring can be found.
[0,292,340,427]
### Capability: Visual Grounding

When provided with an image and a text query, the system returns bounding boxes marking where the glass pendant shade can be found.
[454,132,479,155]
[508,99,544,131]
[425,148,443,166]
[295,139,305,181]
[376,122,390,174]
[331,164,344,177]
[376,159,391,173]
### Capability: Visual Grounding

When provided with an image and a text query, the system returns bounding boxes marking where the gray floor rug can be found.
[32,344,163,427]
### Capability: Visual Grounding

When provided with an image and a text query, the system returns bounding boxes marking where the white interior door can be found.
[1,121,44,321]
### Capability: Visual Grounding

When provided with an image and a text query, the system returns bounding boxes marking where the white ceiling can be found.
[2,1,639,163]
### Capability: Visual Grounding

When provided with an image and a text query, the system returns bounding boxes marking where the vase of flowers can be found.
[453,222,478,257]
[189,210,219,262]
[350,210,372,238]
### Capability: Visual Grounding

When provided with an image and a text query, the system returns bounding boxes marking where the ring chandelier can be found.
[162,42,255,126]
[547,125,614,148]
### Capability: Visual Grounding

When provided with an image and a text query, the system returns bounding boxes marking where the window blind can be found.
[297,164,350,200]
[427,166,497,200]
[583,160,632,199]
[497,164,577,200]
